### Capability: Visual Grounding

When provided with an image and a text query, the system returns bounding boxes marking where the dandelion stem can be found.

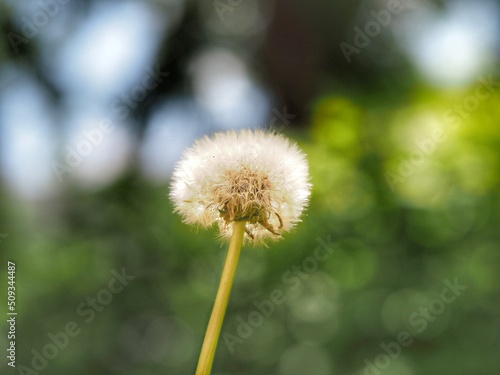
[195,220,246,375]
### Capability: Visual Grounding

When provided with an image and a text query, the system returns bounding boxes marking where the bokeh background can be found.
[1,0,500,374]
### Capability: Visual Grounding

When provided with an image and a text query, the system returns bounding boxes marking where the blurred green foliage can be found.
[1,81,499,375]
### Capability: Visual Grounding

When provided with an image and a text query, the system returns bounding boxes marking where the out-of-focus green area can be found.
[1,0,500,374]
[2,85,500,375]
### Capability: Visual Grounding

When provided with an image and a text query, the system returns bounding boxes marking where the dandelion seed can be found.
[170,129,311,244]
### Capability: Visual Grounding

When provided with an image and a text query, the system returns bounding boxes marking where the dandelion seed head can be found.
[170,129,311,244]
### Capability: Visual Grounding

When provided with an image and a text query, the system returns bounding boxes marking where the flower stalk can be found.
[195,220,247,375]
[170,129,311,374]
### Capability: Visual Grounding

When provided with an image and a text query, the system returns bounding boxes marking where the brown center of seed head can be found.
[214,168,282,238]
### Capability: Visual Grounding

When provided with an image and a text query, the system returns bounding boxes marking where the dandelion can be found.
[170,129,311,243]
[170,129,311,375]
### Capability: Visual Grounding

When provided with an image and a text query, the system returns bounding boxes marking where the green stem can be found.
[195,220,246,375]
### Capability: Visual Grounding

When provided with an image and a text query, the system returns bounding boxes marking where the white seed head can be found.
[170,129,311,244]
